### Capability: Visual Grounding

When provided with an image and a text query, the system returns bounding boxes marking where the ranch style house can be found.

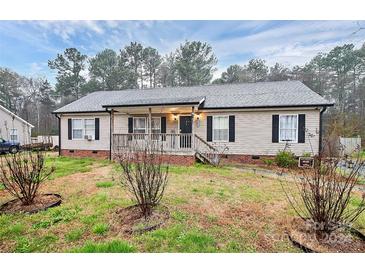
[53,81,333,165]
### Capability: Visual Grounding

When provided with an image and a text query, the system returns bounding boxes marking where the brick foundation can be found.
[60,149,110,159]
[60,149,274,166]
[220,154,275,165]
[160,154,195,166]
[60,149,195,165]
[112,153,195,166]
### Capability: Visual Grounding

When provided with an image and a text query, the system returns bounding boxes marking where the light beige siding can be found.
[113,113,178,134]
[195,109,320,156]
[0,108,32,144]
[60,113,110,151]
[61,108,321,156]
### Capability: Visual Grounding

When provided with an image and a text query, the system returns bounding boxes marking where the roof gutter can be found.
[102,101,203,108]
[54,113,61,157]
[200,103,334,110]
[52,110,108,115]
[319,106,328,154]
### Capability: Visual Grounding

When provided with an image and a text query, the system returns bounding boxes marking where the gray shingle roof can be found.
[53,81,333,113]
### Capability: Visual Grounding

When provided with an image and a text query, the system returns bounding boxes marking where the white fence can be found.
[339,136,361,155]
[31,135,59,148]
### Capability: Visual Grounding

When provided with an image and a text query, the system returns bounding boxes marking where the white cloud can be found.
[31,21,106,43]
[213,21,365,67]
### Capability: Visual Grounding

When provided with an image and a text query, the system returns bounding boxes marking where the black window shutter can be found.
[95,118,100,140]
[207,116,212,142]
[298,114,306,143]
[128,117,133,133]
[272,115,279,143]
[229,115,235,142]
[128,117,133,141]
[68,119,72,140]
[161,117,166,141]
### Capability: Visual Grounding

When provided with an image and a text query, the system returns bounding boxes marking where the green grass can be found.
[169,163,233,177]
[0,183,4,190]
[138,225,218,252]
[80,214,98,225]
[96,181,114,188]
[15,234,59,253]
[65,228,84,242]
[71,240,135,253]
[0,223,25,239]
[92,223,109,235]
[32,206,82,229]
[5,155,364,253]
[46,156,96,179]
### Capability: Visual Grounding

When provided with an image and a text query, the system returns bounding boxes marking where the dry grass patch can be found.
[0,157,364,252]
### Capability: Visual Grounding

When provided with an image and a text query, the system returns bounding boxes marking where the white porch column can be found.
[191,106,195,149]
[110,109,115,160]
[148,107,152,139]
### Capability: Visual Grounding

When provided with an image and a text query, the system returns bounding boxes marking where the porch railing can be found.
[112,133,194,153]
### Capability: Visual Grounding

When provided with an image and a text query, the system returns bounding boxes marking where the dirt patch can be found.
[110,205,170,234]
[0,193,62,214]
[288,218,365,253]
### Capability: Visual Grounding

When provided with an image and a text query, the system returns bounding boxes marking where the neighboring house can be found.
[53,81,333,164]
[0,104,34,144]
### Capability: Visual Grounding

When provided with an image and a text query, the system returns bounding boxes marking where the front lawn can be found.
[0,156,364,253]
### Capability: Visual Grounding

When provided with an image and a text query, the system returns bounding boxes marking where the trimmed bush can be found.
[275,151,297,168]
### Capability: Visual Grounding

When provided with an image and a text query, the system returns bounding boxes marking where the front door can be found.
[179,116,192,148]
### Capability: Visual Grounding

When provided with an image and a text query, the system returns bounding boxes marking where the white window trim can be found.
[212,115,229,142]
[278,114,298,143]
[133,117,147,134]
[10,128,18,141]
[72,118,84,140]
[84,118,96,139]
[71,118,96,140]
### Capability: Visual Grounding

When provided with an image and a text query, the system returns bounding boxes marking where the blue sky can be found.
[0,20,364,82]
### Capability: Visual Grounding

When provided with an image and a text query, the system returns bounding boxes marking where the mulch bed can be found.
[110,204,170,234]
[0,193,62,214]
[287,218,365,253]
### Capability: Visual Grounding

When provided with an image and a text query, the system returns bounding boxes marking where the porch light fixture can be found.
[173,113,178,121]
[196,112,200,120]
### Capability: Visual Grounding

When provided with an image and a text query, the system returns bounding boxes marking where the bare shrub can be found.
[282,149,365,236]
[0,151,55,205]
[115,140,169,218]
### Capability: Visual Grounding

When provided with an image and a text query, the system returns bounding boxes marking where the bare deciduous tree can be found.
[282,149,365,236]
[0,151,55,205]
[115,141,169,218]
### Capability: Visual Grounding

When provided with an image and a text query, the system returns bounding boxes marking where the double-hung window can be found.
[10,129,18,141]
[84,119,95,139]
[133,117,146,139]
[72,119,83,140]
[279,115,298,143]
[213,116,229,142]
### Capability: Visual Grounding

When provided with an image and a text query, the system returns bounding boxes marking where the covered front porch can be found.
[104,98,218,164]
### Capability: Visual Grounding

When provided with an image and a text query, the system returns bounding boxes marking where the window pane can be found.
[10,129,18,141]
[279,115,297,142]
[85,119,95,127]
[85,129,94,136]
[152,118,160,129]
[213,116,229,141]
[73,129,83,139]
[84,119,95,137]
[134,118,146,131]
[72,119,82,128]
